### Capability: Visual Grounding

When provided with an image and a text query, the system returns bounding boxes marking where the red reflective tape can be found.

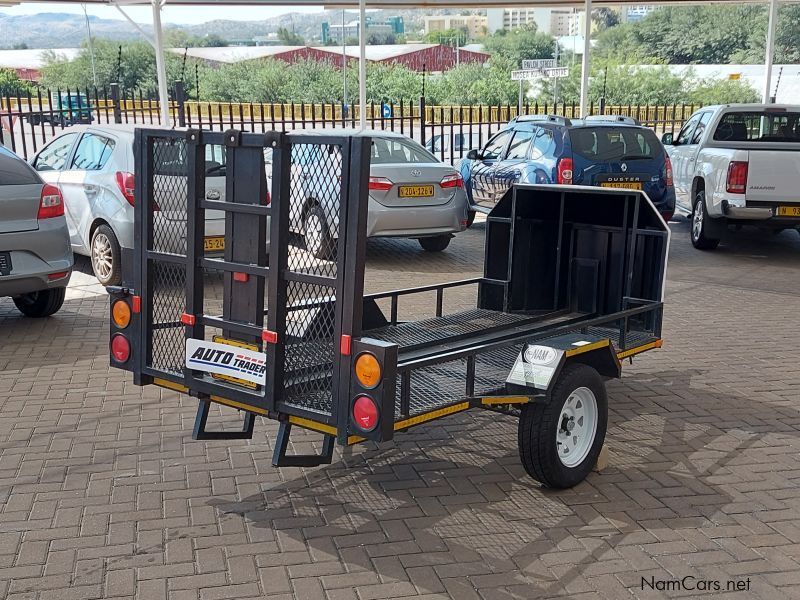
[131,296,141,314]
[233,272,249,282]
[262,330,278,344]
[180,313,196,326]
[340,334,352,356]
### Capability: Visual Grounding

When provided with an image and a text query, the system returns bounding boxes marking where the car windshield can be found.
[570,127,662,161]
[371,137,437,164]
[713,111,800,142]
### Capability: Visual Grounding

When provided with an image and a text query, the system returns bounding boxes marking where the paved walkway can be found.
[1,218,799,600]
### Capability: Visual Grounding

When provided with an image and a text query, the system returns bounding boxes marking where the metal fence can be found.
[1,81,702,163]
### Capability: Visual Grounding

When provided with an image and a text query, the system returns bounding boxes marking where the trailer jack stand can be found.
[192,400,256,440]
[272,423,335,467]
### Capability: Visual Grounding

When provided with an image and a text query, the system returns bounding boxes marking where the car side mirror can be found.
[661,133,674,145]
[466,149,481,160]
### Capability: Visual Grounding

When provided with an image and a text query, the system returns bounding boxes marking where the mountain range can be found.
[0,9,470,49]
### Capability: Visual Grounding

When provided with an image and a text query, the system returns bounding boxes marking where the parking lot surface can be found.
[1,218,799,600]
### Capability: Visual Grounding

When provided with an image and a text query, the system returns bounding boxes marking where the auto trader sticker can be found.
[186,338,267,386]
[506,344,565,390]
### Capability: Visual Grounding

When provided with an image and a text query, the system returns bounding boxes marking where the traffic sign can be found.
[511,70,543,81]
[522,59,556,70]
[382,104,392,119]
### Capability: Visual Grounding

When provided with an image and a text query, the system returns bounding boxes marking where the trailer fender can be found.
[505,339,621,400]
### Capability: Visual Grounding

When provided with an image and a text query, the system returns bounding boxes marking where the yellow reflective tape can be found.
[287,415,337,436]
[617,340,662,360]
[565,339,610,357]
[481,396,530,405]
[209,395,269,415]
[394,402,470,431]
[153,378,189,393]
[348,435,365,445]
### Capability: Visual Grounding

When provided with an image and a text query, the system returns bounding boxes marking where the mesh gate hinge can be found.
[224,129,241,147]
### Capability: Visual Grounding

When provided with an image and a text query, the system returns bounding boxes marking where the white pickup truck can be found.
[662,104,800,249]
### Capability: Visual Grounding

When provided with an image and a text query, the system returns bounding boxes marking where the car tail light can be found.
[664,155,674,187]
[726,161,748,194]
[354,352,381,389]
[440,173,464,189]
[112,300,131,329]
[557,158,573,185]
[110,334,131,363]
[368,176,393,191]
[264,190,271,206]
[352,395,379,432]
[38,184,64,219]
[115,172,135,206]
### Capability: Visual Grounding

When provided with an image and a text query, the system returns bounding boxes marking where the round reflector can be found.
[110,334,131,363]
[352,395,379,432]
[112,300,131,329]
[354,352,381,388]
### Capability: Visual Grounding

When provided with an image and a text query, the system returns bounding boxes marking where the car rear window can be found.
[570,127,662,161]
[0,146,41,185]
[713,111,800,142]
[371,138,437,164]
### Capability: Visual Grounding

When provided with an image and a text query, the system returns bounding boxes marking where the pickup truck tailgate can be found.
[747,151,800,203]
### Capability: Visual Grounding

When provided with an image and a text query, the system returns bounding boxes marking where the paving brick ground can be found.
[1,217,799,600]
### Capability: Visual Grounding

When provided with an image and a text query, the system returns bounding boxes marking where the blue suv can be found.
[459,115,676,224]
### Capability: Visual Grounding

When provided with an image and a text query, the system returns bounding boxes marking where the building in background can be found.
[423,14,487,39]
[486,8,582,37]
[621,5,656,22]
[321,16,404,44]
[0,48,80,81]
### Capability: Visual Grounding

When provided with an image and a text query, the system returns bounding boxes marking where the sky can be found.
[0,2,323,25]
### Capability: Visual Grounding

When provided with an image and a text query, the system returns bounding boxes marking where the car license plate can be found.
[398,185,434,198]
[0,252,10,276]
[776,206,800,217]
[204,236,225,251]
[600,182,643,190]
[205,336,263,390]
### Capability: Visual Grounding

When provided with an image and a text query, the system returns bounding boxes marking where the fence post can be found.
[110,83,122,124]
[174,80,186,128]
[418,96,426,148]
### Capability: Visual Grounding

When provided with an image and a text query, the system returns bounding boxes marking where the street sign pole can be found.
[518,79,523,115]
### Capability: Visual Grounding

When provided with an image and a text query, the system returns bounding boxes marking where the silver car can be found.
[30,125,228,285]
[0,146,73,317]
[275,130,469,259]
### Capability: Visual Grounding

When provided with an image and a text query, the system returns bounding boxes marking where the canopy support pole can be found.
[579,0,592,118]
[762,0,779,103]
[358,0,367,130]
[152,0,171,126]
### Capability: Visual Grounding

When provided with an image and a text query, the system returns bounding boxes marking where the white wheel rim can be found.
[556,386,598,468]
[92,233,113,281]
[306,213,324,253]
[692,200,703,241]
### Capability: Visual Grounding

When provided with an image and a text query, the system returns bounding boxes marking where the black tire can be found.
[304,205,335,260]
[13,287,66,318]
[91,224,122,286]
[466,210,476,228]
[518,363,608,489]
[690,190,720,250]
[418,235,451,252]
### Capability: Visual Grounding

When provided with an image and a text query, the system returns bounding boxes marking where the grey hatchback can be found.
[0,146,73,317]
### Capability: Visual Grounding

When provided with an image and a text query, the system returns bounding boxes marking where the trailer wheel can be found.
[518,364,608,489]
[304,205,335,260]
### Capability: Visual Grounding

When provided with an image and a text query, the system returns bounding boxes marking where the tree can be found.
[483,24,555,67]
[591,8,620,34]
[0,69,33,97]
[424,28,469,46]
[277,27,305,46]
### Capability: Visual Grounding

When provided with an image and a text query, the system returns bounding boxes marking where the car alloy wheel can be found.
[692,199,704,243]
[92,231,114,282]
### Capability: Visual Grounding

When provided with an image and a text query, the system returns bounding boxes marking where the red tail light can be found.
[368,176,393,191]
[726,161,748,194]
[664,155,674,187]
[110,334,131,363]
[115,171,135,206]
[352,395,379,432]
[264,190,271,206]
[557,158,574,185]
[38,184,64,219]
[440,173,464,189]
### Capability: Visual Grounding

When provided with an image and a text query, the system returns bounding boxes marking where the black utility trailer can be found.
[108,128,669,488]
